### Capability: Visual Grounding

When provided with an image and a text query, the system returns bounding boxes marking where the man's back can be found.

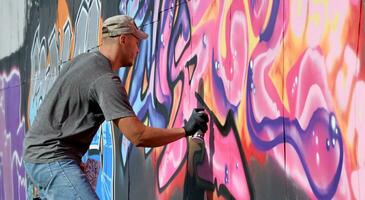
[24,51,114,163]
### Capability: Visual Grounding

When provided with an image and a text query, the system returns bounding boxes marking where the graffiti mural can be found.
[0,0,364,199]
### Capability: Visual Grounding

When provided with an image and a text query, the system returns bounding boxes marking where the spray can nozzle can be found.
[192,130,205,143]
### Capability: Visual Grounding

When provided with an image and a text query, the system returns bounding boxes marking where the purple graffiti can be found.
[0,69,26,200]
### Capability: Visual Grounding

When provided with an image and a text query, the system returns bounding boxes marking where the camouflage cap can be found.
[102,15,148,39]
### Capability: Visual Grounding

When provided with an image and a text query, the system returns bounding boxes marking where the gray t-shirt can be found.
[23,51,135,163]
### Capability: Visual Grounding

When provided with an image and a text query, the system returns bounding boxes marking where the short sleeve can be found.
[89,73,135,120]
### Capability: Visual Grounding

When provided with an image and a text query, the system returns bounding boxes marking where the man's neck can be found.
[99,46,120,71]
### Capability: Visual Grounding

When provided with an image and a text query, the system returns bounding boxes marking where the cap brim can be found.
[134,30,148,40]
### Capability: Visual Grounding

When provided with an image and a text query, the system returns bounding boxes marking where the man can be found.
[23,15,208,199]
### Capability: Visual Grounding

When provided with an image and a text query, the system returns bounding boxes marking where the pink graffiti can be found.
[157,2,251,198]
[335,46,359,112]
[348,81,365,199]
[158,139,187,189]
[286,48,333,128]
[248,0,270,37]
[124,0,363,199]
[215,1,248,106]
[249,44,351,198]
[196,124,250,198]
[289,0,308,39]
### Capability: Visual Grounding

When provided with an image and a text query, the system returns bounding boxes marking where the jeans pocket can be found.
[24,163,37,199]
[24,161,54,199]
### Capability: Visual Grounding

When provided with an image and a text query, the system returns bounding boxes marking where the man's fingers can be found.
[194,117,205,125]
[198,113,209,122]
[200,123,208,133]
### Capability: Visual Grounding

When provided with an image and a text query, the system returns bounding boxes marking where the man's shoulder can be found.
[74,51,100,63]
[69,51,111,73]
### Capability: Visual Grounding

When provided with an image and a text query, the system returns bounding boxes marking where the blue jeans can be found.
[24,159,99,200]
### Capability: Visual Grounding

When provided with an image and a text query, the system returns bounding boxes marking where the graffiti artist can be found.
[22,15,209,199]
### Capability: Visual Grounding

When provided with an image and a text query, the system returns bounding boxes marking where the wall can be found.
[0,0,364,199]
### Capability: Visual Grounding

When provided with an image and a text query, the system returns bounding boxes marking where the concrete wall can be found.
[0,0,364,199]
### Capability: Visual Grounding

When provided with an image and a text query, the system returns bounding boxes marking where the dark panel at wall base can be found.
[113,127,157,200]
[128,147,157,200]
[249,156,310,200]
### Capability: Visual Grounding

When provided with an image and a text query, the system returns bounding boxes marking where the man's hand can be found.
[183,108,209,136]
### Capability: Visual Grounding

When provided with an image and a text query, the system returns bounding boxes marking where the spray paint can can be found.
[191,110,206,144]
[188,129,206,177]
[191,130,205,143]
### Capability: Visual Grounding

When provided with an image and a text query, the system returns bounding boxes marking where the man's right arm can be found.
[113,108,209,147]
[113,116,186,147]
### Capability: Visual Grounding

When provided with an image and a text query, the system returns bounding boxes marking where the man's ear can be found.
[119,35,126,45]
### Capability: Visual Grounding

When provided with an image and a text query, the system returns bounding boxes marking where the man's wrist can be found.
[182,126,192,137]
[182,126,188,137]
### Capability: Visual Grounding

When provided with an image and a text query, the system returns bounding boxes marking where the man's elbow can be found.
[132,133,142,147]
[135,141,145,147]
[114,117,148,147]
[134,134,149,147]
[131,127,146,147]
